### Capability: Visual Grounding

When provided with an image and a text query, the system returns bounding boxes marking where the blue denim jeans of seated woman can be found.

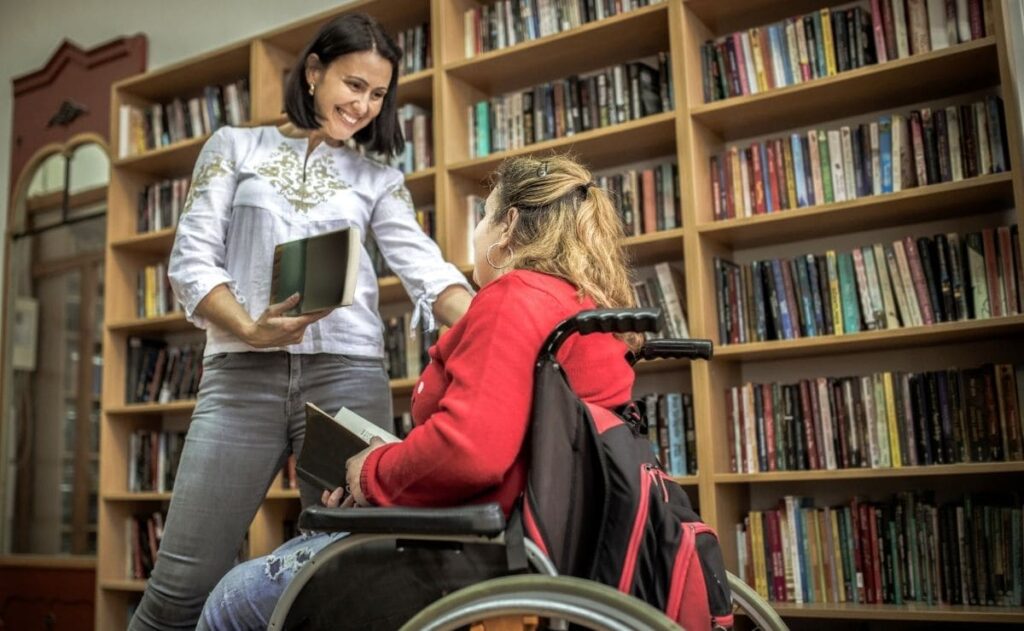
[197,530,347,631]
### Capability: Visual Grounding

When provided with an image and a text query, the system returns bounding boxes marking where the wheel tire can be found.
[399,574,681,631]
[726,572,789,631]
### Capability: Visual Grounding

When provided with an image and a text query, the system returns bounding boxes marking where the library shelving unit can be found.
[96,0,1024,628]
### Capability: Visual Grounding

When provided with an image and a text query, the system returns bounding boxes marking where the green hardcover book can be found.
[837,251,862,333]
[475,100,490,157]
[817,129,834,203]
[270,226,361,316]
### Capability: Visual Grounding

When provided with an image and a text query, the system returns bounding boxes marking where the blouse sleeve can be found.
[167,128,239,329]
[371,170,472,331]
[359,278,553,507]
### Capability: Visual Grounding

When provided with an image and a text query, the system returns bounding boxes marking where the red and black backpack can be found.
[521,310,733,630]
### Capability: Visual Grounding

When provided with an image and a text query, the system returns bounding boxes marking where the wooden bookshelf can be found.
[713,315,1024,361]
[716,461,1024,483]
[757,602,1024,623]
[690,37,1000,140]
[96,0,1024,628]
[698,172,1016,247]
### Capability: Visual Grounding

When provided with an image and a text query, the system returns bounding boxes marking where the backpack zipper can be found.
[617,463,656,592]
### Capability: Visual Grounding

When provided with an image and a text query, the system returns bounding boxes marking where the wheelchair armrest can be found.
[298,503,507,537]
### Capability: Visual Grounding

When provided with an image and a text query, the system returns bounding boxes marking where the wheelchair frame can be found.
[267,309,789,630]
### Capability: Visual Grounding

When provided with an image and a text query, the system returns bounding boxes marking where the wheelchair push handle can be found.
[540,308,663,360]
[630,338,713,363]
[575,308,663,336]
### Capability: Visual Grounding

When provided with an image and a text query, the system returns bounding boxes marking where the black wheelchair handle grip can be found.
[575,308,663,336]
[635,338,713,362]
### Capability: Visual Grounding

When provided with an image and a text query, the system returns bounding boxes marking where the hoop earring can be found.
[486,242,513,269]
[308,82,316,96]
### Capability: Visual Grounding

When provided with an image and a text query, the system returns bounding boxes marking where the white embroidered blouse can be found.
[167,125,471,357]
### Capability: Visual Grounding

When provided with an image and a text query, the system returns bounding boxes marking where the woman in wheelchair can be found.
[197,154,641,630]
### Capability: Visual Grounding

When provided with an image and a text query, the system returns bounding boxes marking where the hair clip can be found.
[537,161,549,177]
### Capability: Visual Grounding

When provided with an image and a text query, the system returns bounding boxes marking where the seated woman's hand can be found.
[345,437,387,507]
[320,486,354,508]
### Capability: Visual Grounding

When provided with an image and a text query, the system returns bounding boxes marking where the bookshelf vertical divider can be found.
[97,1,1024,628]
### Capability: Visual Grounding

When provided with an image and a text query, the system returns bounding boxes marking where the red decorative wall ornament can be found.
[8,35,147,202]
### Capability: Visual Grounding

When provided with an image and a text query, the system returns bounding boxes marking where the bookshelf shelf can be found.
[261,0,430,56]
[106,313,191,334]
[104,400,196,417]
[691,38,999,140]
[398,68,434,107]
[111,228,177,256]
[113,136,208,177]
[448,111,677,182]
[683,0,830,34]
[378,275,410,304]
[697,172,1016,248]
[446,3,669,93]
[100,579,148,593]
[755,602,1024,623]
[714,315,1024,361]
[715,461,1024,483]
[622,227,687,264]
[103,491,173,502]
[673,475,699,486]
[115,42,250,101]
[404,166,436,206]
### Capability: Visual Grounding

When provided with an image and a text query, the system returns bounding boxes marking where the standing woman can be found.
[129,13,472,630]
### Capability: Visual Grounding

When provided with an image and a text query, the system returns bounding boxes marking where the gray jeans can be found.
[129,351,392,631]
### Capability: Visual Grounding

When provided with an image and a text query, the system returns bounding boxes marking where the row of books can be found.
[118,79,250,158]
[709,96,1010,220]
[701,0,987,103]
[137,176,190,234]
[726,363,1024,475]
[632,262,689,340]
[737,493,1022,606]
[463,0,663,57]
[136,263,179,320]
[396,22,431,77]
[640,391,697,477]
[713,225,1022,345]
[128,429,187,493]
[597,161,679,236]
[468,53,672,158]
[126,511,166,580]
[383,312,437,381]
[125,339,205,405]
[365,207,438,278]
[394,104,433,174]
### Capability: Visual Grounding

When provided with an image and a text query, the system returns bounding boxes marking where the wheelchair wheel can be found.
[726,572,789,631]
[399,574,681,631]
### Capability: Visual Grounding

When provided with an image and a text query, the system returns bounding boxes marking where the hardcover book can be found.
[297,402,400,491]
[270,226,362,316]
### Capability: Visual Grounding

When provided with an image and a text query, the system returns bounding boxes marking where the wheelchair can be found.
[267,309,788,631]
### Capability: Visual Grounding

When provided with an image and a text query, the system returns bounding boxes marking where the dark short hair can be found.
[284,12,405,159]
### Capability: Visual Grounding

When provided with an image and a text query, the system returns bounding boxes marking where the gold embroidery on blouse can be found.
[182,153,235,213]
[256,143,349,212]
[389,186,413,209]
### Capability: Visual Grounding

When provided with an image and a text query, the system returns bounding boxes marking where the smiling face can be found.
[305,50,393,143]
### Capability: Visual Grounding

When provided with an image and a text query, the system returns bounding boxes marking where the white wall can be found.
[0,0,356,265]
